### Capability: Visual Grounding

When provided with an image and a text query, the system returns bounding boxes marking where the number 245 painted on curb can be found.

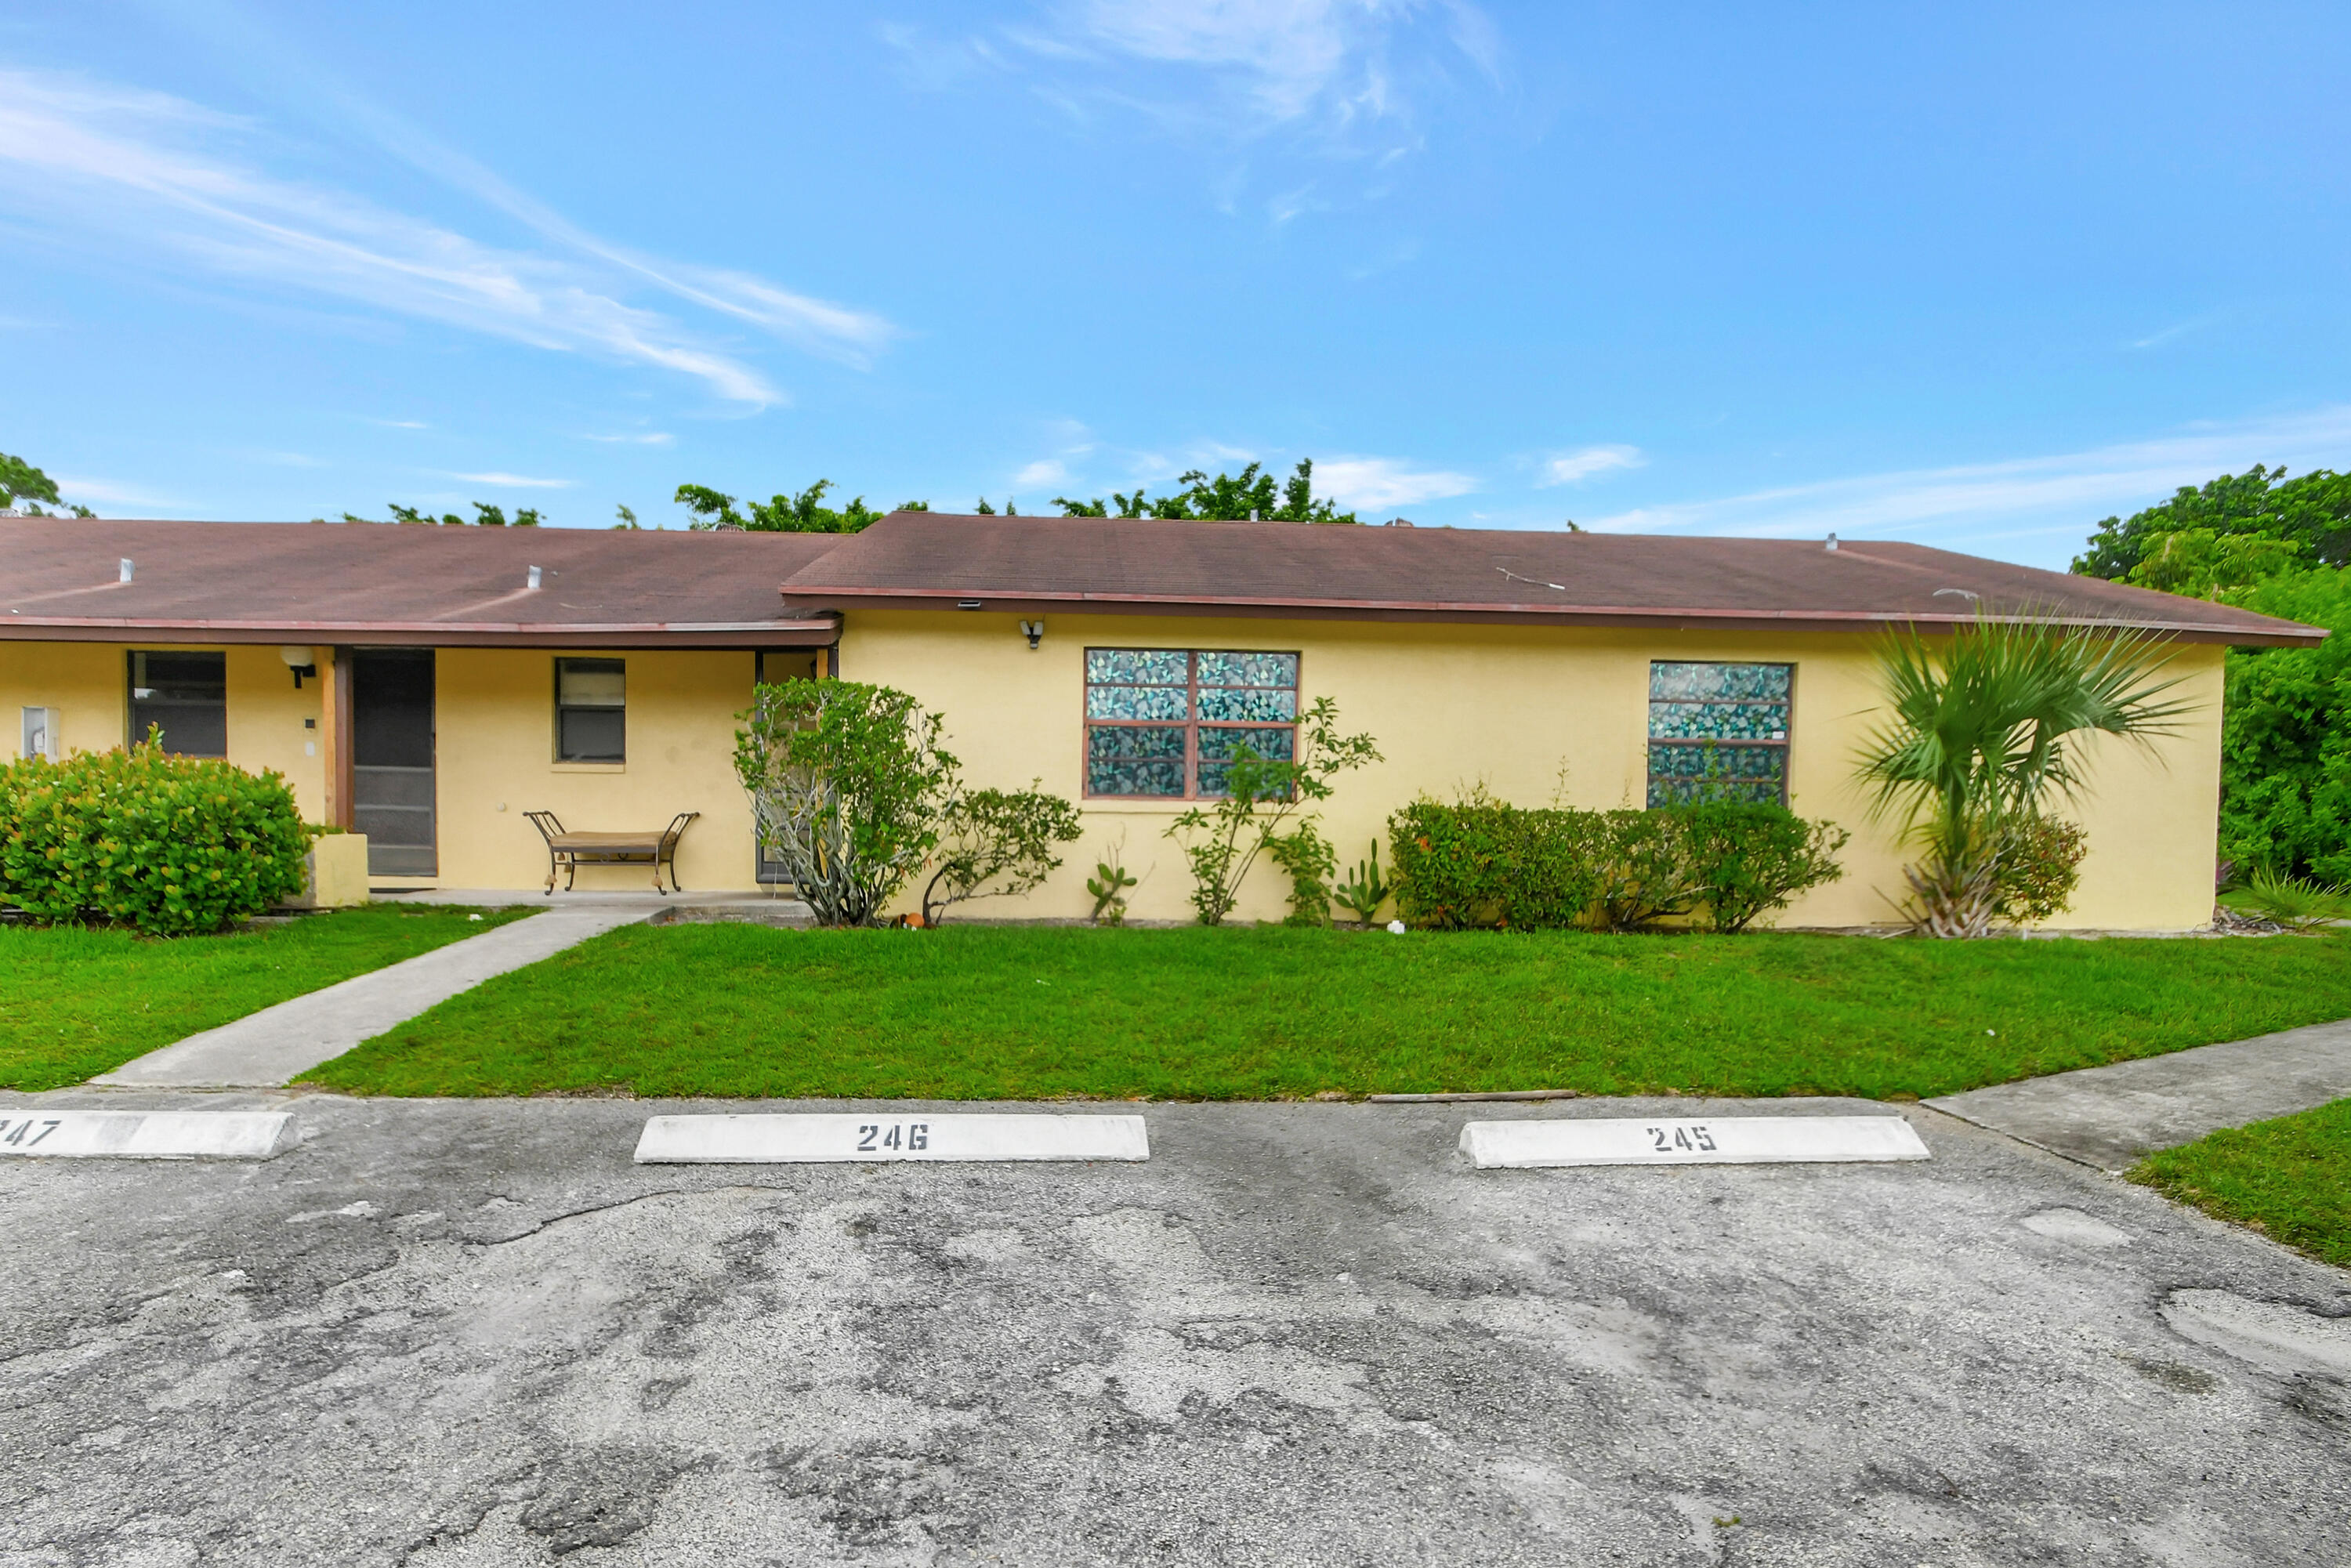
[1647,1124,1718,1154]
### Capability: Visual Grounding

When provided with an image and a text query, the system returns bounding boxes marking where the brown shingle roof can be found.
[2,512,2324,650]
[778,512,2327,646]
[0,519,839,646]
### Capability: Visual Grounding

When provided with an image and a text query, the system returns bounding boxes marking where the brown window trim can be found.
[1083,647,1302,801]
[1644,660,1795,808]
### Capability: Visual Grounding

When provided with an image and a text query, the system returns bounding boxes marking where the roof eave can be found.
[783,587,2325,647]
[0,615,842,649]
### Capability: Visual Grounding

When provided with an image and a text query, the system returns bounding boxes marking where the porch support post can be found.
[322,646,355,831]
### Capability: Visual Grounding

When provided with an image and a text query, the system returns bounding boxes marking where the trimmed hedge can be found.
[1,741,310,936]
[1389,798,1846,933]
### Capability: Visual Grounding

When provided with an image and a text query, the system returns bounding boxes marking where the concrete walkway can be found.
[92,905,650,1088]
[1926,1017,2351,1170]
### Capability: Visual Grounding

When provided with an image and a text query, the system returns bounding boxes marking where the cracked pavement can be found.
[1,1092,2346,1566]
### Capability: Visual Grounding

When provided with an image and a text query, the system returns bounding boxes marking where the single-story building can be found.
[0,513,2324,929]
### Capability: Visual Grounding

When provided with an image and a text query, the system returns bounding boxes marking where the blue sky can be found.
[4,2,2348,567]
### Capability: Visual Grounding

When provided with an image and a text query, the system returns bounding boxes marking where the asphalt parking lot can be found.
[2,1092,2346,1566]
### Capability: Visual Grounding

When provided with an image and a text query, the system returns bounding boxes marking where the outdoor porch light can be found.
[280,645,318,689]
[1019,619,1044,650]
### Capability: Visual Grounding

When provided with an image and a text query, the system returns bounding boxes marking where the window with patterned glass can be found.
[1646,661,1793,806]
[1085,649,1300,798]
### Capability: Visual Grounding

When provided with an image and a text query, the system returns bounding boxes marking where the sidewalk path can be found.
[92,907,647,1088]
[1925,1018,2351,1170]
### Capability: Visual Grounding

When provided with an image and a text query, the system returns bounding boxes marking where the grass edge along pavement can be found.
[306,920,2351,1103]
[1,904,535,1091]
[2128,1098,2351,1270]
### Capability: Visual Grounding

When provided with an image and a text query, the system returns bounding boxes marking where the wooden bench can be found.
[524,811,698,895]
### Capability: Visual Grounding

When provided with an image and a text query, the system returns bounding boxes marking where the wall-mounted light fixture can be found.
[1018,619,1045,650]
[280,645,319,689]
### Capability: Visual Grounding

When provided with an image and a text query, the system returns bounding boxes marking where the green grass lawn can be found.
[1,904,534,1091]
[2130,1099,2351,1269]
[306,922,2351,1102]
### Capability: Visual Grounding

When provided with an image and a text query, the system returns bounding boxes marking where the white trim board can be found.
[635,1113,1150,1164]
[0,1110,296,1161]
[1461,1115,1930,1169]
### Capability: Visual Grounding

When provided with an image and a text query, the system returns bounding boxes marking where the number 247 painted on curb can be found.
[0,1120,63,1147]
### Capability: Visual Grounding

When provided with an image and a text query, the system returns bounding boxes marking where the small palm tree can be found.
[1854,614,2196,937]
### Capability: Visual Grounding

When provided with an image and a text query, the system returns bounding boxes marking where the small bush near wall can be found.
[0,737,310,936]
[1389,798,1846,934]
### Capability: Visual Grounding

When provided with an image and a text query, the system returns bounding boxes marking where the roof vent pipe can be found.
[527,565,542,589]
[118,557,134,582]
[1824,534,1838,552]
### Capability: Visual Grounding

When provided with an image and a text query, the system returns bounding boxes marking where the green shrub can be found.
[1592,809,1706,932]
[1389,797,1847,933]
[1265,820,1339,927]
[1388,798,1603,929]
[1681,801,1850,933]
[918,783,1084,927]
[0,738,310,935]
[1993,817,2087,925]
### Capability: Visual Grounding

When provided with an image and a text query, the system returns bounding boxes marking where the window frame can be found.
[1645,660,1795,808]
[125,649,228,758]
[1082,647,1303,801]
[553,657,628,765]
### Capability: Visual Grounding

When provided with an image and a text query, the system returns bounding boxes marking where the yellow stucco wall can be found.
[839,610,2228,931]
[0,640,328,819]
[2,623,2227,924]
[432,648,770,892]
[0,641,783,891]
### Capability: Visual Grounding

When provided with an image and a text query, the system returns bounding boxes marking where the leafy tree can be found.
[2123,528,2305,598]
[2074,465,2351,579]
[1165,697,1381,925]
[613,505,640,531]
[734,679,957,926]
[2212,568,2351,881]
[372,503,539,526]
[1056,459,1357,523]
[676,480,921,533]
[2070,465,2351,883]
[1853,617,2193,937]
[918,783,1084,926]
[1,450,95,516]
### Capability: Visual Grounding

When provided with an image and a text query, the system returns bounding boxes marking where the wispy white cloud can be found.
[0,68,893,404]
[53,474,179,507]
[1013,458,1071,487]
[579,432,675,447]
[1538,444,1643,485]
[1314,454,1475,509]
[1581,406,2351,563]
[449,471,573,489]
[371,418,429,430]
[898,0,1499,162]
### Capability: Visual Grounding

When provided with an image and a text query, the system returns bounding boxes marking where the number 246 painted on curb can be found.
[857,1123,929,1153]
